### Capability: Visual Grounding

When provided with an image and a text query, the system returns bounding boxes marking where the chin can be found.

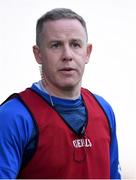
[59,82,80,90]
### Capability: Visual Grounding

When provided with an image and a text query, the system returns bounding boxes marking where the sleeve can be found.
[108,107,122,179]
[94,94,121,179]
[0,98,34,179]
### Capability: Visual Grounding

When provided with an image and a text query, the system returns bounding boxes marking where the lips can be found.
[59,67,76,71]
[58,67,76,76]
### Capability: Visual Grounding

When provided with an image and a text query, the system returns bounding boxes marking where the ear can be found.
[33,45,42,64]
[85,44,92,64]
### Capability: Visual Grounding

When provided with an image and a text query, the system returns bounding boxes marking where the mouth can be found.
[58,67,76,75]
[59,67,76,72]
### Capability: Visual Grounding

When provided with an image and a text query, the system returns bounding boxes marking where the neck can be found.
[41,80,81,100]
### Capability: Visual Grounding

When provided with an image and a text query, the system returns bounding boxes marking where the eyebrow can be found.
[49,39,85,44]
[71,39,82,42]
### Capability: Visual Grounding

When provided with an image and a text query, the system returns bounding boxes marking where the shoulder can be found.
[93,94,112,111]
[82,87,116,133]
[93,93,116,132]
[0,97,36,178]
[82,88,114,115]
[82,88,116,132]
[0,97,35,144]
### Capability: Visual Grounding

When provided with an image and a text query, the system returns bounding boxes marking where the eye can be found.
[71,42,81,48]
[50,42,61,49]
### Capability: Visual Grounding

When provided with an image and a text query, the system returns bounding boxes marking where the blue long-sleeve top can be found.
[0,81,121,178]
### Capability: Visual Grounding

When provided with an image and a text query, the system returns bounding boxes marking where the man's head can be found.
[36,8,88,47]
[33,8,92,98]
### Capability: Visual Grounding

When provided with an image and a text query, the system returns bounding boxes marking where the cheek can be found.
[77,56,87,74]
[75,53,87,67]
[42,61,52,72]
[81,54,89,65]
[42,58,57,76]
[75,49,88,61]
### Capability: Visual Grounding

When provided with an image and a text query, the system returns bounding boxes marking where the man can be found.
[0,8,121,179]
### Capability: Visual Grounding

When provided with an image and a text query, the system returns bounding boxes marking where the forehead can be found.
[42,19,87,41]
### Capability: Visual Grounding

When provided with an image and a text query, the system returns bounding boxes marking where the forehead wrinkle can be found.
[42,19,87,42]
[44,30,87,45]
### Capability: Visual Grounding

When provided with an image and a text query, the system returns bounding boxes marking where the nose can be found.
[62,45,72,61]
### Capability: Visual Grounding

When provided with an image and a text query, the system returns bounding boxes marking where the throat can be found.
[41,80,80,100]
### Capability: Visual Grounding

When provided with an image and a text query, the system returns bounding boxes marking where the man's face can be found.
[34,19,92,92]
